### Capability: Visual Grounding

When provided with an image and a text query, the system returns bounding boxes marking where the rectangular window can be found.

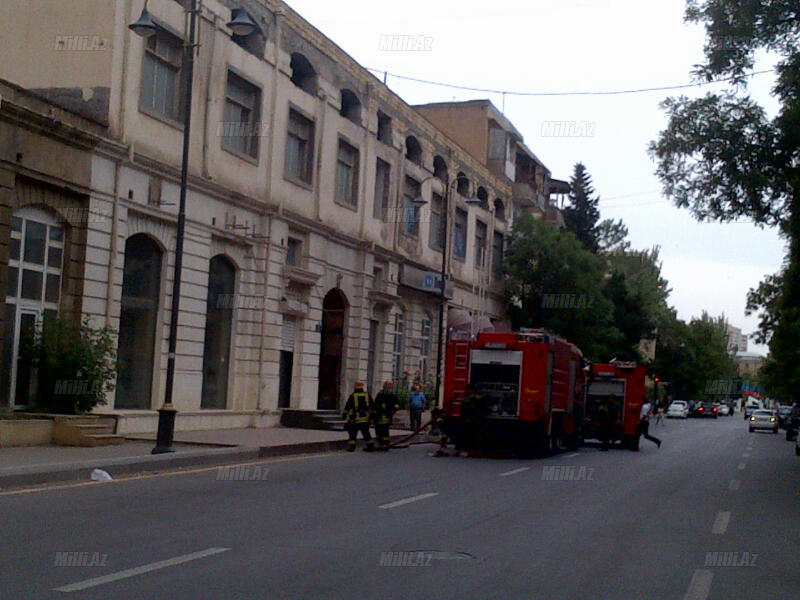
[392,312,404,379]
[377,111,392,145]
[493,231,504,276]
[402,178,421,237]
[372,266,383,290]
[335,139,359,208]
[420,317,432,379]
[373,158,391,221]
[286,237,302,266]
[428,193,444,251]
[402,177,421,237]
[285,109,315,184]
[140,33,184,122]
[453,208,467,260]
[475,220,487,267]
[222,71,260,158]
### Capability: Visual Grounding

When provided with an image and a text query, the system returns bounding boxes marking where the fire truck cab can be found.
[442,329,584,455]
[582,361,647,450]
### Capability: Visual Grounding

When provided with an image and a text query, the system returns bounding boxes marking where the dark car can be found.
[777,405,793,429]
[786,404,800,441]
[692,402,718,418]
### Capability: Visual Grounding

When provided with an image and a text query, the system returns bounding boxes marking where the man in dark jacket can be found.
[343,381,375,452]
[373,380,399,450]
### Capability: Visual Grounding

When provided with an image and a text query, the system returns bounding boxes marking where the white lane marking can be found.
[499,467,530,477]
[742,453,750,458]
[683,569,713,600]
[379,492,439,510]
[563,453,580,458]
[712,511,731,534]
[53,547,229,593]
[728,479,741,491]
[737,462,746,470]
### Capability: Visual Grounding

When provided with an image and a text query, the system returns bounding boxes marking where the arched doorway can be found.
[115,234,162,409]
[201,255,235,409]
[317,288,347,410]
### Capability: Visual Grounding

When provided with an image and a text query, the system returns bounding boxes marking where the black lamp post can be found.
[129,0,257,454]
[414,174,481,407]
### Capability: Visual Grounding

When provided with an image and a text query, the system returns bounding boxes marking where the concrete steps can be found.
[52,415,124,446]
[280,409,346,431]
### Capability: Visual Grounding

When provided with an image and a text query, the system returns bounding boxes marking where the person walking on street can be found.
[343,381,375,452]
[408,384,426,432]
[373,380,400,450]
[638,399,662,448]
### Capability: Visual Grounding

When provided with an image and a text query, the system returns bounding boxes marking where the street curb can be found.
[0,433,410,489]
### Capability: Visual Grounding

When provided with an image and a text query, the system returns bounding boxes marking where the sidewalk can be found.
[0,426,411,490]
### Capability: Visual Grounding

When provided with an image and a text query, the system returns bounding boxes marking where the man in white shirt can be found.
[638,400,662,448]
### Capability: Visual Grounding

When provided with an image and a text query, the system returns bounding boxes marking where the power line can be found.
[366,67,775,97]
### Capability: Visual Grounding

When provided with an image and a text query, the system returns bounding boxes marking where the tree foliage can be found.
[650,0,800,402]
[563,163,601,252]
[503,214,619,360]
[24,316,118,414]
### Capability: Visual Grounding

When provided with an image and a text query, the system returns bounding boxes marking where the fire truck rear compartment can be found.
[468,349,522,417]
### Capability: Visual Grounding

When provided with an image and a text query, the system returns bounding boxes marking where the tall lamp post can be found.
[129,1,260,454]
[413,174,481,407]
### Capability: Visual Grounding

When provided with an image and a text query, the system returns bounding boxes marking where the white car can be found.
[749,410,778,433]
[666,401,689,419]
[718,403,731,416]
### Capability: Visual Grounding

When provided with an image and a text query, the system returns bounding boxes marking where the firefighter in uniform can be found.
[373,380,399,451]
[457,386,487,454]
[343,381,375,452]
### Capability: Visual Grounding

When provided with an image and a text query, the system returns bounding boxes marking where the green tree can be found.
[26,316,118,414]
[649,0,800,402]
[563,163,601,252]
[597,218,631,253]
[503,214,619,360]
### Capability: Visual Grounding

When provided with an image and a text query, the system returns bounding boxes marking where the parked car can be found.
[795,434,800,456]
[717,403,731,416]
[749,409,779,433]
[666,401,689,419]
[777,405,793,429]
[692,402,718,418]
[786,404,800,440]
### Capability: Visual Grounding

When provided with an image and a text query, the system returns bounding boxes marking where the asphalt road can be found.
[2,414,798,600]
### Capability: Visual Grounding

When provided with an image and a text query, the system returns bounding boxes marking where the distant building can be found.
[725,324,748,354]
[736,352,764,378]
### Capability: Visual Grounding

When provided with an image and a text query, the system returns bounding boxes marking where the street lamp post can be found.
[129,1,258,454]
[414,174,480,407]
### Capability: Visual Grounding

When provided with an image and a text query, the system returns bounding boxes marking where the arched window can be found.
[201,255,236,409]
[290,52,317,94]
[433,155,448,182]
[456,172,470,196]
[405,135,422,165]
[340,89,361,124]
[4,207,64,406]
[477,186,489,208]
[116,234,163,409]
[494,198,506,221]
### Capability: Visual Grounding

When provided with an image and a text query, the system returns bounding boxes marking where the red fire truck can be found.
[442,329,585,455]
[581,361,647,450]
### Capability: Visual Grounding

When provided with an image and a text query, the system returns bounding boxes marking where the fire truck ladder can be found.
[453,341,471,407]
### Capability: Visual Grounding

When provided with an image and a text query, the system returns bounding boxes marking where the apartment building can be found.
[725,324,748,354]
[0,0,531,432]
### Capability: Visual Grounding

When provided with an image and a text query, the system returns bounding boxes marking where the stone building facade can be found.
[0,0,563,432]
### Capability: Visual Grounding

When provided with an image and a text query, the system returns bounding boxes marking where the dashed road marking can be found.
[53,547,229,593]
[499,467,530,477]
[712,511,731,534]
[728,479,741,491]
[737,462,746,470]
[683,569,713,600]
[563,453,580,458]
[742,453,750,458]
[379,492,439,510]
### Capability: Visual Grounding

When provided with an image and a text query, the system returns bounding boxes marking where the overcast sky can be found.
[289,0,786,355]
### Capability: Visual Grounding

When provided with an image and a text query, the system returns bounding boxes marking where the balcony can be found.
[282,264,321,287]
[512,182,546,214]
